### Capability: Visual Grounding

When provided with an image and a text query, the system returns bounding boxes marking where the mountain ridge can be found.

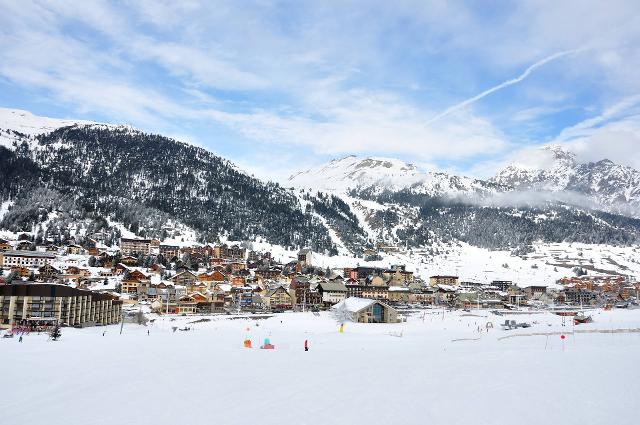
[2,107,640,257]
[290,146,640,217]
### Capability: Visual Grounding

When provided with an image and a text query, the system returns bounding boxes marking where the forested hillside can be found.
[0,126,343,253]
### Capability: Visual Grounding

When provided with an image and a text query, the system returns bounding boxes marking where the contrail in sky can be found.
[426,48,583,124]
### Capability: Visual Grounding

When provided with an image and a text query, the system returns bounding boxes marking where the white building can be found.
[0,250,56,269]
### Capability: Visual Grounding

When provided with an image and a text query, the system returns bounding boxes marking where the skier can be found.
[19,335,23,343]
[304,339,309,352]
[147,329,150,336]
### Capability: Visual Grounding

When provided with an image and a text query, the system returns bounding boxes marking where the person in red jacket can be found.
[304,339,309,351]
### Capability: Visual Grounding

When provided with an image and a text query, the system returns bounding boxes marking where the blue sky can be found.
[1,0,640,181]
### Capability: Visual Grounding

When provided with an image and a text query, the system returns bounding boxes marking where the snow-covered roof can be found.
[332,297,376,313]
[436,284,457,292]
[388,286,410,292]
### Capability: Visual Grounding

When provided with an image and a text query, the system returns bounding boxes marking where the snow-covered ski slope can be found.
[3,309,640,425]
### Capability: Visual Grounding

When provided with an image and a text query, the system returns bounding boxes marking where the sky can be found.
[1,0,640,182]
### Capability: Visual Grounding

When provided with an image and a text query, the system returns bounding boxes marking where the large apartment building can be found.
[119,238,160,256]
[0,283,123,328]
[0,250,56,269]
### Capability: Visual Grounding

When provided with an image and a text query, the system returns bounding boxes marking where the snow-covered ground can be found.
[3,308,640,425]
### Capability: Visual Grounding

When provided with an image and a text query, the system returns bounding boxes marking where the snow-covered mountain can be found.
[290,146,640,217]
[288,156,423,192]
[0,106,96,134]
[0,108,363,254]
[288,155,497,197]
[491,145,640,214]
[0,107,99,151]
[2,107,640,259]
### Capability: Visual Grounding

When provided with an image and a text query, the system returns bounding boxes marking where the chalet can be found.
[316,281,348,305]
[186,282,208,295]
[121,269,150,295]
[176,295,197,314]
[212,282,232,294]
[297,248,313,267]
[197,271,226,290]
[189,292,210,303]
[66,244,83,255]
[11,266,31,277]
[16,241,34,251]
[197,299,225,313]
[121,279,141,295]
[263,286,293,310]
[114,263,130,274]
[209,270,227,283]
[128,269,150,282]
[171,270,197,286]
[230,262,246,272]
[0,239,10,251]
[332,297,399,323]
[121,255,138,266]
[38,264,61,280]
[65,266,81,275]
[429,275,459,287]
[231,275,246,287]
[197,271,217,283]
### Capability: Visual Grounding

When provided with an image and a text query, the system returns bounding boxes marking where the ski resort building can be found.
[0,283,122,328]
[0,250,56,269]
[332,297,399,323]
[263,286,293,310]
[119,238,160,256]
[316,281,348,305]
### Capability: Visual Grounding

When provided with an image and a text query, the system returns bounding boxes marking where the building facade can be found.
[429,275,460,287]
[0,284,122,328]
[0,250,56,269]
[120,238,160,256]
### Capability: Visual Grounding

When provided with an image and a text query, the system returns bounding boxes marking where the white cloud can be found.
[202,90,510,163]
[1,0,640,182]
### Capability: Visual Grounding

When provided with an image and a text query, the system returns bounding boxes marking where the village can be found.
[1,234,639,331]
